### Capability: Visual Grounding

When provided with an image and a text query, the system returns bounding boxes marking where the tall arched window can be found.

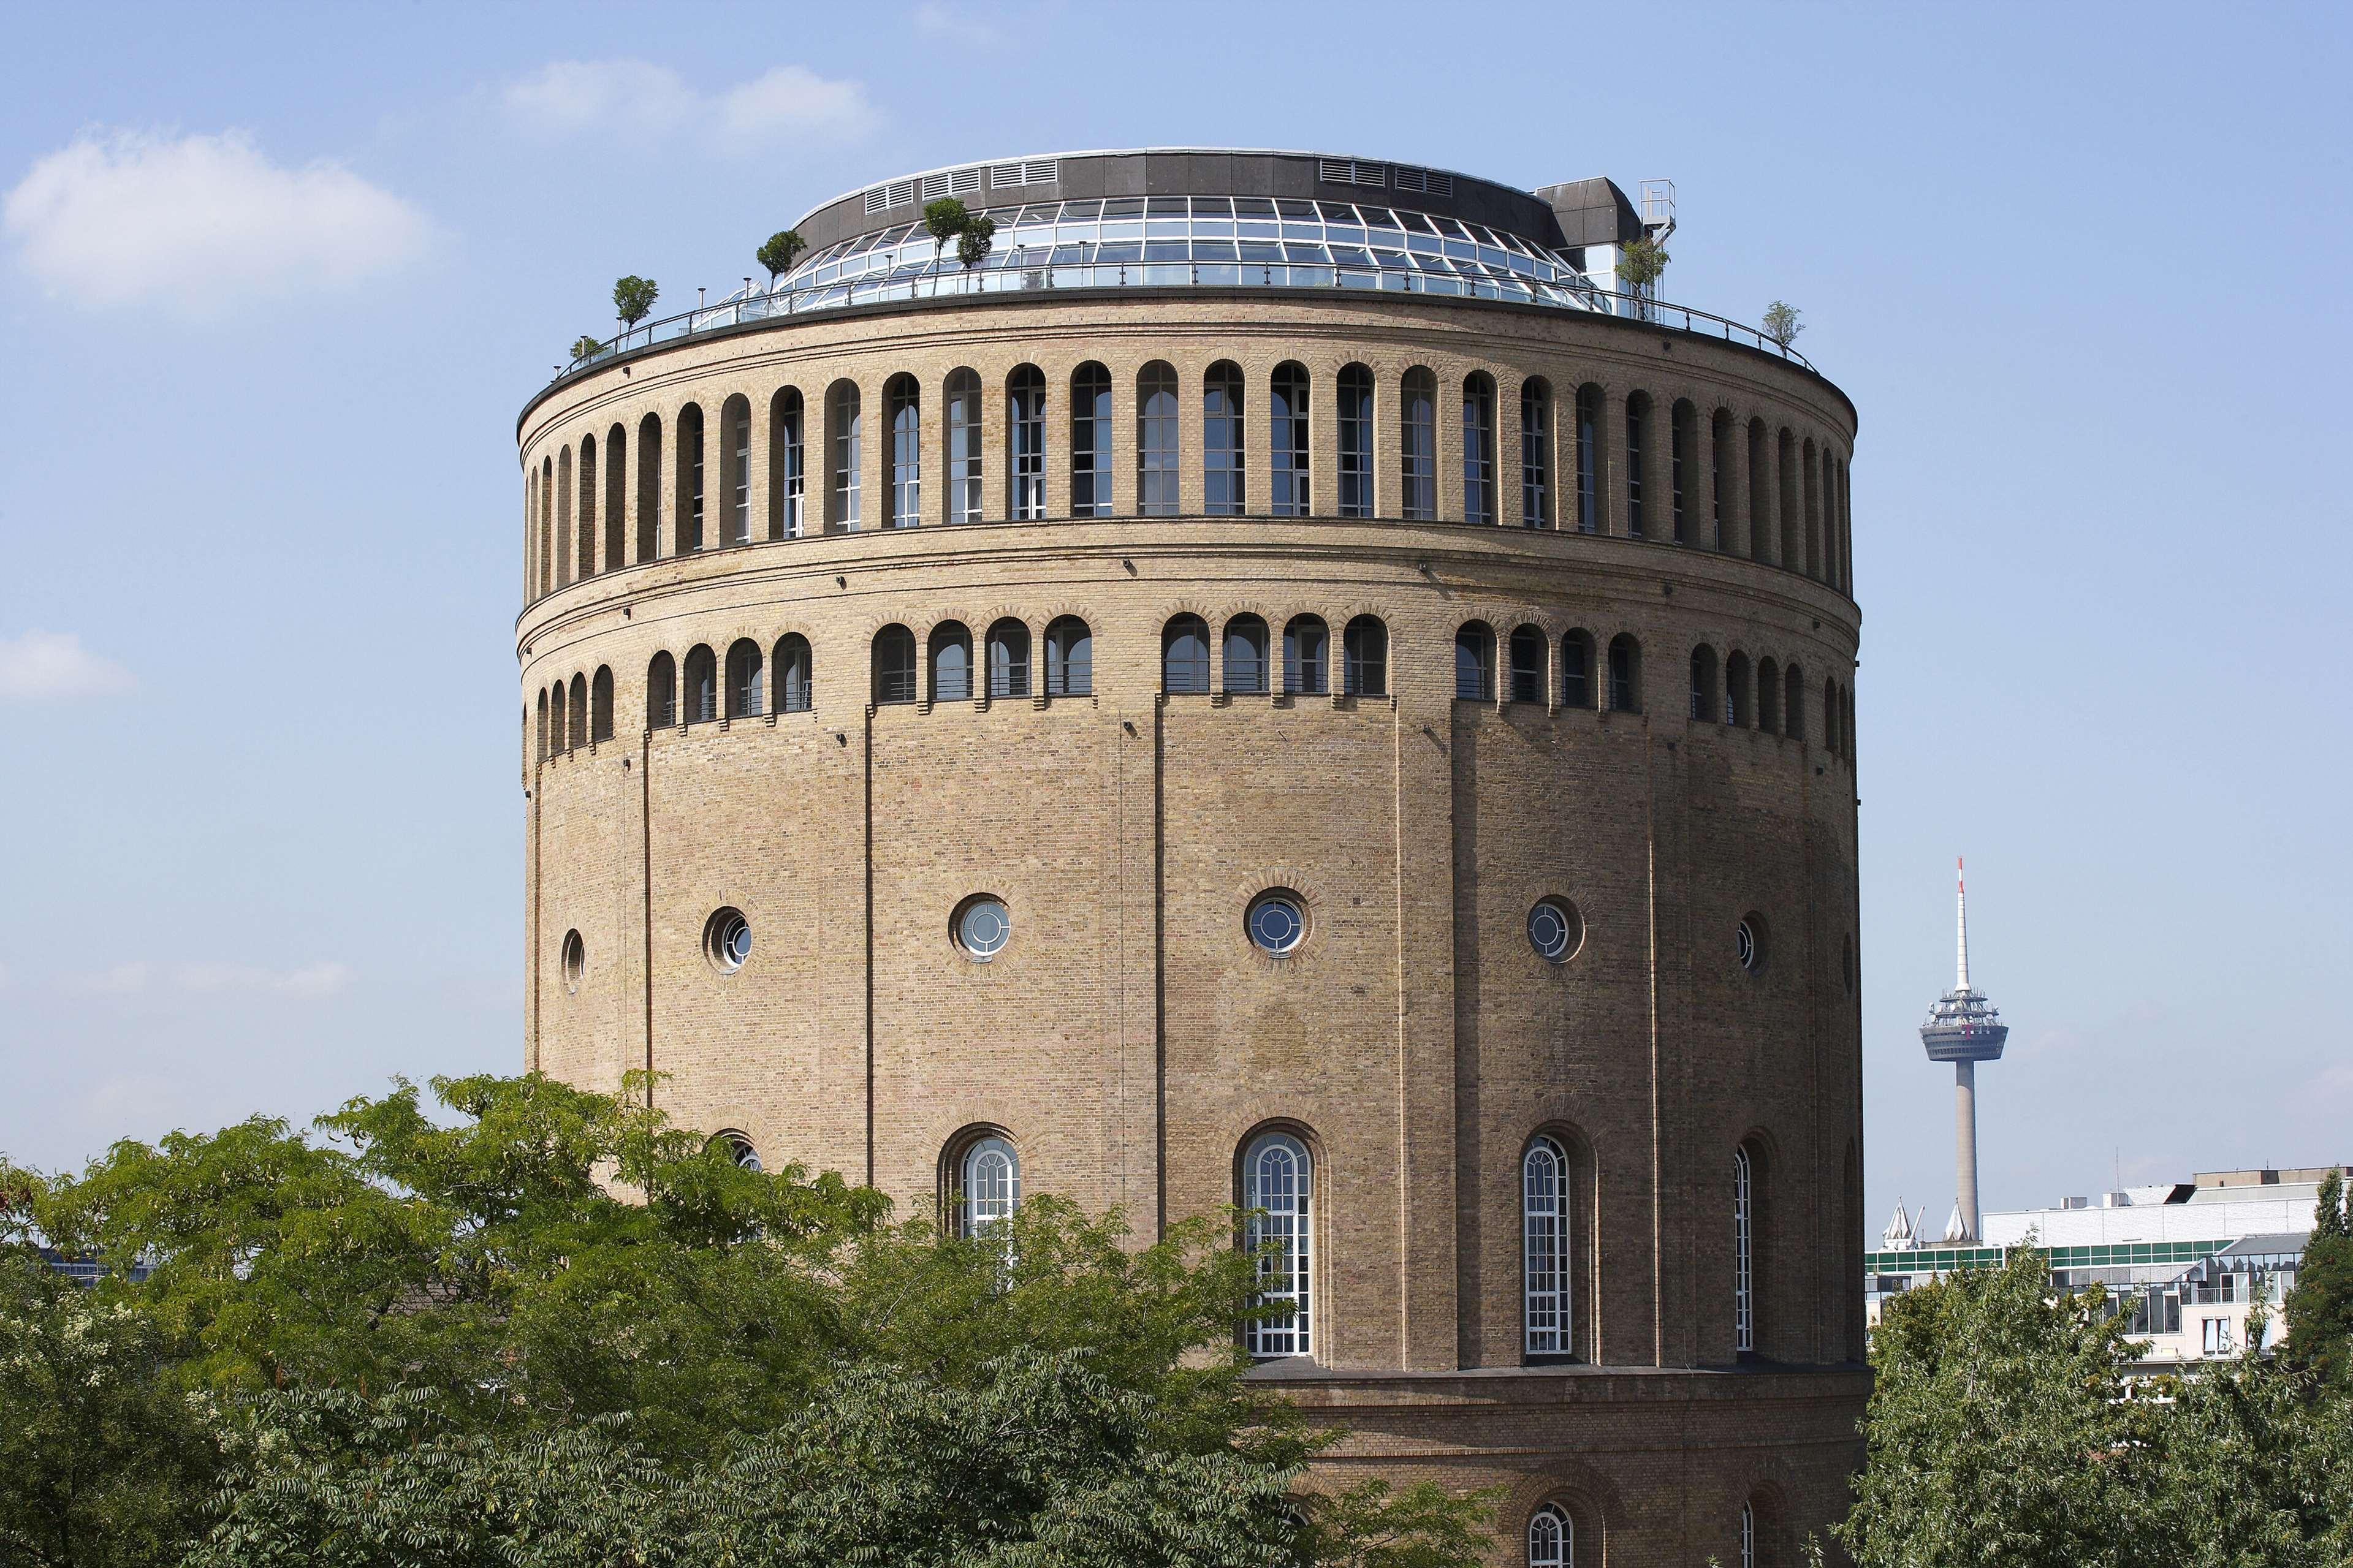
[725,638,764,719]
[720,395,751,545]
[590,666,614,743]
[1573,385,1600,534]
[1607,635,1641,713]
[1527,1502,1573,1568]
[1342,615,1386,697]
[549,679,568,753]
[1462,373,1497,525]
[1711,408,1733,553]
[1508,625,1545,703]
[1223,615,1269,695]
[1271,363,1310,517]
[1741,1501,1755,1568]
[1560,630,1594,710]
[930,621,972,703]
[568,673,587,749]
[1071,363,1112,517]
[1733,1144,1757,1354]
[1242,1132,1312,1358]
[1008,365,1046,518]
[1045,616,1092,695]
[555,446,573,586]
[1401,369,1437,521]
[1337,365,1374,518]
[602,423,626,569]
[987,619,1030,699]
[1524,1136,1570,1355]
[1757,657,1781,734]
[534,687,547,762]
[1455,621,1495,701]
[945,369,981,524]
[1825,677,1840,758]
[647,652,676,729]
[828,382,861,531]
[1803,436,1822,580]
[677,404,705,552]
[886,374,921,528]
[1203,362,1243,516]
[1690,646,1720,722]
[1623,392,1649,539]
[577,434,598,577]
[770,388,805,539]
[1747,418,1772,564]
[1727,651,1753,727]
[1521,378,1551,528]
[1162,615,1211,694]
[635,412,662,562]
[959,1135,1019,1239]
[1670,400,1696,545]
[683,645,717,724]
[1283,615,1329,696]
[774,634,812,714]
[871,624,916,705]
[1777,428,1800,567]
[1784,664,1806,741]
[1138,362,1179,515]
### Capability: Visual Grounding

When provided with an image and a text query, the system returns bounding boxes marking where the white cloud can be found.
[0,631,133,702]
[63,963,153,996]
[172,961,354,999]
[503,60,878,148]
[3,129,433,316]
[913,4,1003,47]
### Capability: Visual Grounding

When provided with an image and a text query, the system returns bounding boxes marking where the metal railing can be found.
[555,263,1816,385]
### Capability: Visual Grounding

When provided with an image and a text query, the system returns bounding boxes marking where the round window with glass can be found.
[954,895,1011,961]
[704,907,752,974]
[1247,892,1307,956]
[1736,915,1765,973]
[1526,899,1582,964]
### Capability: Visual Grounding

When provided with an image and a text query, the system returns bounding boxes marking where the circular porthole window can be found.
[560,929,585,991]
[704,907,752,974]
[1527,899,1583,964]
[1246,891,1307,956]
[954,895,1011,961]
[1736,914,1767,974]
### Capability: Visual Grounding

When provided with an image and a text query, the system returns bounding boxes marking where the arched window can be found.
[1527,1502,1573,1568]
[1071,363,1111,517]
[555,445,573,587]
[774,634,812,714]
[945,369,981,525]
[1337,364,1374,518]
[1401,369,1437,521]
[1342,615,1387,697]
[1733,1143,1757,1354]
[1242,1132,1312,1357]
[1824,677,1840,757]
[987,619,1030,699]
[1455,621,1495,702]
[1690,646,1720,722]
[1573,385,1601,534]
[677,404,705,553]
[1508,625,1545,703]
[568,673,587,749]
[1757,657,1781,734]
[1163,614,1211,694]
[1462,373,1497,525]
[1711,408,1733,553]
[1607,635,1641,713]
[828,381,861,531]
[720,395,752,545]
[1283,615,1329,696]
[770,388,805,539]
[590,666,614,743]
[1777,428,1800,567]
[1008,365,1046,518]
[1138,362,1179,515]
[1747,418,1772,564]
[959,1134,1019,1239]
[1803,436,1821,580]
[635,412,662,562]
[1045,616,1092,695]
[1223,615,1269,695]
[1524,1136,1570,1355]
[1560,630,1594,710]
[1271,363,1310,516]
[683,645,717,723]
[886,374,921,529]
[647,652,676,729]
[725,639,764,719]
[1521,378,1551,528]
[1783,664,1806,741]
[1741,1501,1755,1568]
[929,621,972,703]
[871,624,916,705]
[549,679,568,753]
[534,687,547,762]
[1727,651,1753,727]
[1623,392,1649,539]
[1203,362,1243,516]
[1671,400,1697,545]
[577,434,598,577]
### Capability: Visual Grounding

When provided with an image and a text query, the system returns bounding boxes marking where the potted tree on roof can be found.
[613,276,659,347]
[756,230,805,290]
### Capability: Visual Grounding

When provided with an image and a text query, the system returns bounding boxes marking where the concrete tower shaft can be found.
[1920,858,2007,1241]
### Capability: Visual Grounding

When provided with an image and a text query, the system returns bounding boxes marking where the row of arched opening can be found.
[525,362,1853,604]
[1690,645,1857,763]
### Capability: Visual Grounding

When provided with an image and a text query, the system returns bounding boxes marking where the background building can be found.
[516,148,1864,1567]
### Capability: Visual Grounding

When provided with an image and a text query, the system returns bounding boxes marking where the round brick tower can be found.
[515,149,1866,1567]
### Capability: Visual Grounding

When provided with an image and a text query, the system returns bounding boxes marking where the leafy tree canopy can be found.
[613,275,660,327]
[922,196,971,259]
[2284,1167,2353,1388]
[1762,299,1803,347]
[755,230,804,285]
[956,216,997,272]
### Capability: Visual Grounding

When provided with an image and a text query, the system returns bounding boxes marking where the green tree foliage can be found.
[570,334,603,362]
[1615,236,1669,295]
[1762,300,1804,348]
[2284,1167,2353,1388]
[956,215,997,273]
[755,230,804,286]
[613,275,659,328]
[922,196,971,264]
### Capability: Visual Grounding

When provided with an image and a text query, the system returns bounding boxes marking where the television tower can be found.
[1918,858,2007,1242]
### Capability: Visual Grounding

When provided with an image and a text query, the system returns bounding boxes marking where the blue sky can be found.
[2,2,2347,1235]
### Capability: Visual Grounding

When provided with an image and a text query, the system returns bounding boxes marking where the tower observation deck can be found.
[1920,859,2007,1241]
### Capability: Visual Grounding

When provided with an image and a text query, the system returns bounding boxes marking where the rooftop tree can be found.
[612,275,659,336]
[922,197,972,267]
[755,230,805,287]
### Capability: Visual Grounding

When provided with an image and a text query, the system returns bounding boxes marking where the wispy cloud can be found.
[0,631,133,702]
[62,962,154,996]
[2312,1065,2353,1103]
[3,130,435,317]
[914,3,1003,47]
[57,961,353,999]
[503,60,880,148]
